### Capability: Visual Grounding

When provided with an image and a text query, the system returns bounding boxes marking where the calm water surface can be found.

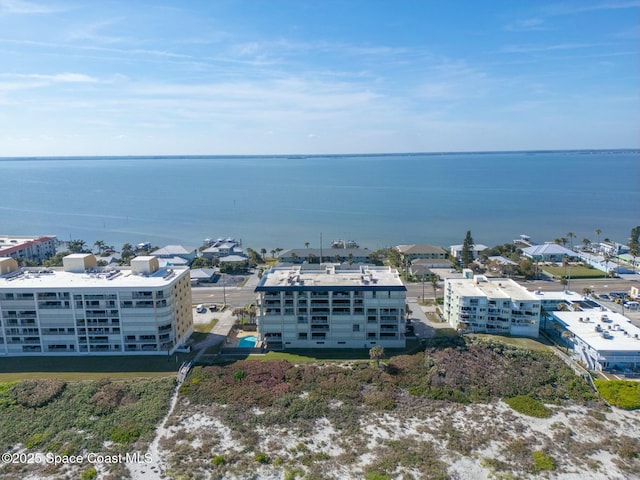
[1,150,637,251]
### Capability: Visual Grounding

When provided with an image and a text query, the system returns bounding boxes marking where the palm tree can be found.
[405,303,413,320]
[304,242,310,249]
[260,248,267,260]
[270,249,276,259]
[431,275,439,298]
[121,243,134,264]
[566,232,575,250]
[369,345,384,367]
[94,240,106,254]
[291,252,299,263]
[582,238,591,250]
[560,330,574,353]
[595,228,602,247]
[68,239,86,253]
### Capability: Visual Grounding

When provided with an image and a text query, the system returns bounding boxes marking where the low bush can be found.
[9,379,66,408]
[254,452,270,464]
[594,380,640,410]
[532,450,556,472]
[504,396,552,418]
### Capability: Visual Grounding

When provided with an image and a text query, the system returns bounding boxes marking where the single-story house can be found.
[521,243,580,263]
[190,268,219,285]
[150,245,198,264]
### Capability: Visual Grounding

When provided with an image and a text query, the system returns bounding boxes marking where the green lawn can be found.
[0,354,189,382]
[470,334,553,351]
[193,317,219,333]
[542,266,607,279]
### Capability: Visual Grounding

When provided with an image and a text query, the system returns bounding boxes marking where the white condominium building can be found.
[255,265,407,349]
[0,254,193,355]
[443,275,540,337]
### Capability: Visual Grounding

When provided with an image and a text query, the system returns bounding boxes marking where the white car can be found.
[195,304,206,313]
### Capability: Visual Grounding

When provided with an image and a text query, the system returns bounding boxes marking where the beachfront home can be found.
[202,238,244,259]
[395,244,451,268]
[443,275,540,337]
[0,235,57,263]
[449,243,489,261]
[150,245,198,265]
[395,244,448,262]
[255,265,407,349]
[278,248,371,264]
[0,254,192,355]
[521,243,579,263]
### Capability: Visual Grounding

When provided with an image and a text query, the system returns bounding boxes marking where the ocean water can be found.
[0,151,638,252]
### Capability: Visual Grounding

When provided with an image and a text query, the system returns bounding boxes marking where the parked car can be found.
[195,304,206,313]
[598,293,611,301]
[624,301,639,310]
[209,305,217,312]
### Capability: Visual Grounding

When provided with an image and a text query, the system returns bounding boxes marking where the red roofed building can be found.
[0,236,57,263]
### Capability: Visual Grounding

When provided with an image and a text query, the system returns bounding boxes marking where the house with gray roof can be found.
[150,245,197,265]
[395,244,448,262]
[521,243,580,263]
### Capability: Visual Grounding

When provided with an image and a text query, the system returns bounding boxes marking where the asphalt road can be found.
[193,272,638,307]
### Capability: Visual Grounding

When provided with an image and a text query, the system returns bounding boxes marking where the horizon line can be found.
[0,147,638,161]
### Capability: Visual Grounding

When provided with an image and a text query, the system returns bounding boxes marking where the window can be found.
[352,324,360,332]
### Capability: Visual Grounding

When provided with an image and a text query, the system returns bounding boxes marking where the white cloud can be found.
[499,43,603,54]
[0,0,58,14]
[23,72,99,82]
[504,17,548,32]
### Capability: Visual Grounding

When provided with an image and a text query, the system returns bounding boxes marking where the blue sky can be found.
[0,0,638,156]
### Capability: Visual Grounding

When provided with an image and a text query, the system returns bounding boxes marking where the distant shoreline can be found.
[0,148,637,161]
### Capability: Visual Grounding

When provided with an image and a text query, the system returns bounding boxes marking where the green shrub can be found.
[211,455,226,466]
[254,452,270,464]
[504,396,552,418]
[365,473,391,480]
[532,450,556,472]
[110,422,142,443]
[594,380,640,410]
[80,467,98,480]
[284,468,304,480]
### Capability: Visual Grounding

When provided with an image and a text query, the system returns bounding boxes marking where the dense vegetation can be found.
[0,377,174,479]
[172,337,600,478]
[182,337,596,412]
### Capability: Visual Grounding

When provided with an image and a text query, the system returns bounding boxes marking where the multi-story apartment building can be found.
[443,275,540,337]
[255,265,407,349]
[0,254,192,355]
[0,235,57,263]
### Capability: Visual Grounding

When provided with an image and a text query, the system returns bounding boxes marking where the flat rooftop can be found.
[447,277,537,300]
[256,265,406,291]
[553,310,640,352]
[0,266,188,290]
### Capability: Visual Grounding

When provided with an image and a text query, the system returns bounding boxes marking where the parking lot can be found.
[593,291,640,327]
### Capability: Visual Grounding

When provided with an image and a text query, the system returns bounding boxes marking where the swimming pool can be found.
[237,335,258,348]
